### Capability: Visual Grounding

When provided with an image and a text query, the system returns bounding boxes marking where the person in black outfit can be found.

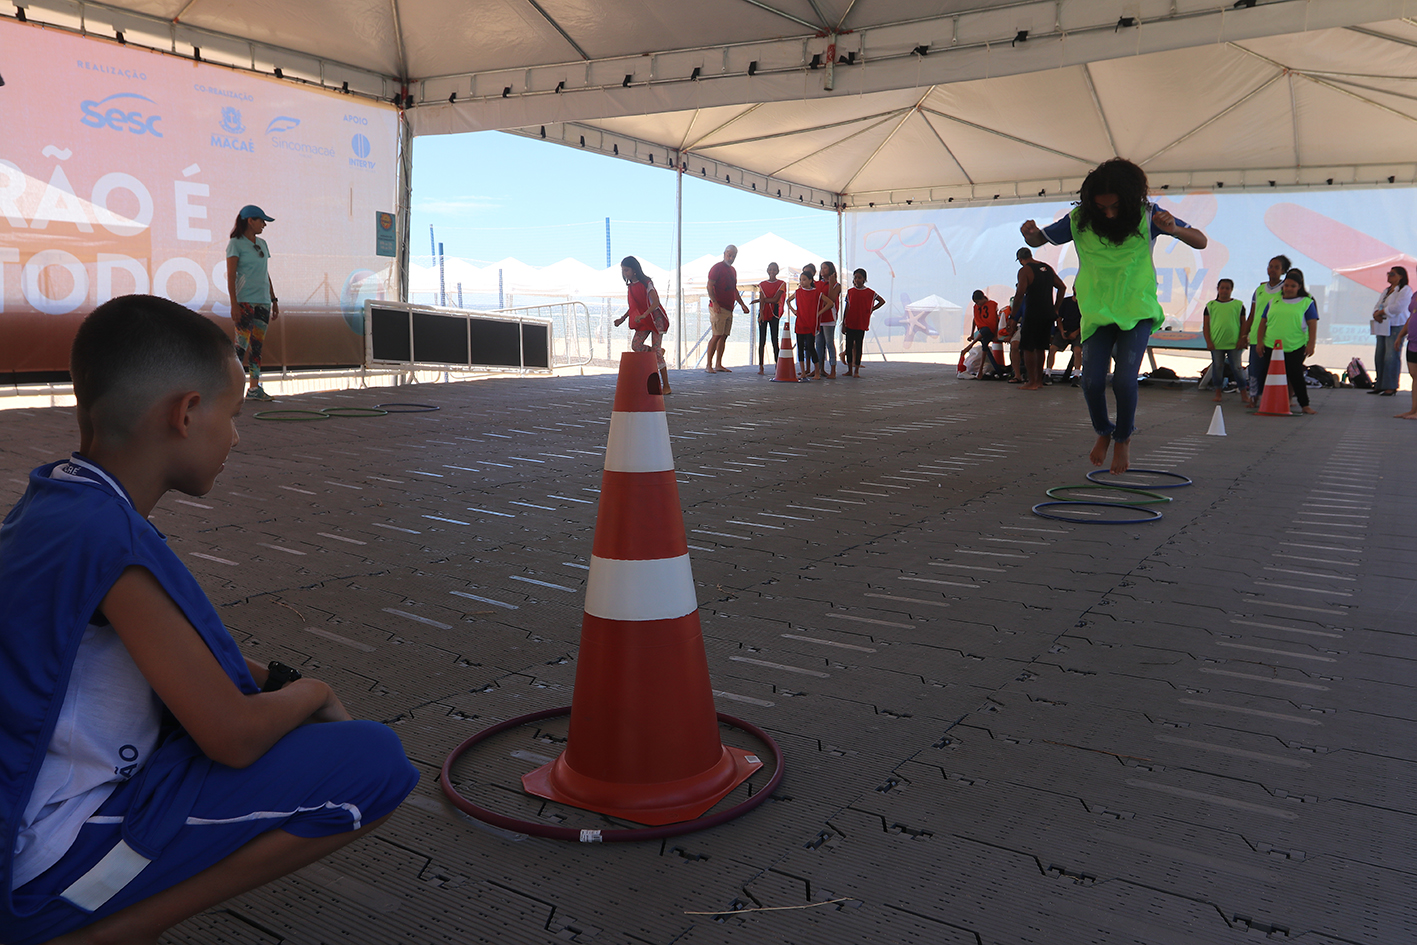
[1048,289,1083,383]
[1013,247,1066,390]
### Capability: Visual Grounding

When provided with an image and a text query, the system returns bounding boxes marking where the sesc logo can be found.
[79,92,163,137]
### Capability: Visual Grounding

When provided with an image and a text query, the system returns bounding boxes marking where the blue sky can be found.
[410,132,839,270]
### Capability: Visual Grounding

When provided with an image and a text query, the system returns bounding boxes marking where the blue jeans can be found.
[1247,343,1265,399]
[816,323,837,370]
[1375,332,1402,391]
[1209,348,1245,390]
[1081,322,1152,442]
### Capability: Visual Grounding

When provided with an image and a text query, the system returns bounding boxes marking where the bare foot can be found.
[1089,434,1111,468]
[1301,406,1316,414]
[704,367,716,374]
[662,385,672,394]
[717,366,732,372]
[1110,439,1131,474]
[1396,412,1417,419]
[1241,394,1253,407]
[1019,383,1041,391]
[758,366,765,374]
[828,368,836,378]
[1212,393,1223,403]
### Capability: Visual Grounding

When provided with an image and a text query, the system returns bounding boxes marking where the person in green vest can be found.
[1242,255,1290,402]
[1203,279,1253,406]
[1020,159,1208,473]
[1256,268,1320,415]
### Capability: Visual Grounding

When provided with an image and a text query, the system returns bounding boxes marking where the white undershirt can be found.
[11,621,162,890]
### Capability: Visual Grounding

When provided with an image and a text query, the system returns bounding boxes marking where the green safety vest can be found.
[1070,206,1163,342]
[1205,299,1244,350]
[1262,296,1313,352]
[1250,281,1283,345]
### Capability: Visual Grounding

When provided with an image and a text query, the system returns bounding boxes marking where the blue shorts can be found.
[8,720,418,945]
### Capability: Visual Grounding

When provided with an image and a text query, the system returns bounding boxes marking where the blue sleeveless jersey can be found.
[0,456,256,922]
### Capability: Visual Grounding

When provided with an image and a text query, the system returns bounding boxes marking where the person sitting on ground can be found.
[0,295,417,945]
[970,290,1002,379]
[1203,278,1252,406]
[999,304,1022,382]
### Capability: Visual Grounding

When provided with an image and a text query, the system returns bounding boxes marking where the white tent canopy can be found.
[11,0,1417,211]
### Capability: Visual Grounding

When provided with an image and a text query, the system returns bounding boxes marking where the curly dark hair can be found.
[1076,158,1150,246]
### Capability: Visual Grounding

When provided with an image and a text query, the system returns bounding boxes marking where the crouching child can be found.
[1,295,418,945]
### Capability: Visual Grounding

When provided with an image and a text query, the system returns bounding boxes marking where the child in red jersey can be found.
[791,267,820,381]
[753,262,787,374]
[841,268,885,377]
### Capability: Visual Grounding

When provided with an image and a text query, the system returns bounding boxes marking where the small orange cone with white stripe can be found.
[1256,341,1292,416]
[522,350,763,824]
[771,317,799,382]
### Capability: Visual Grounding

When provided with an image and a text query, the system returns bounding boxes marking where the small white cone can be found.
[1206,405,1226,436]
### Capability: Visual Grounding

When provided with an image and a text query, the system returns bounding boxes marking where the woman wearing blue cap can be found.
[225,205,279,401]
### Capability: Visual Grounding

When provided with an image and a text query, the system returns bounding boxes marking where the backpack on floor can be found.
[1305,364,1337,388]
[1345,358,1373,389]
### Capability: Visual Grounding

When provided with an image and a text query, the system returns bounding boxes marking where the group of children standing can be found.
[752,262,884,379]
[1202,255,1320,414]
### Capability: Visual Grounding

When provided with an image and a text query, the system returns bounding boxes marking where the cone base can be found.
[522,745,763,826]
[769,355,799,383]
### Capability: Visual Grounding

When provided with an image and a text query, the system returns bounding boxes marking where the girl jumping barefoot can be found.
[1021,159,1207,473]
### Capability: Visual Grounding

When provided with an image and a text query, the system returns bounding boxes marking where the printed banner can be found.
[846,190,1417,349]
[0,20,399,374]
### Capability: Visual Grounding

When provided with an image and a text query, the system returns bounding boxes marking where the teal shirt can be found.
[226,236,271,305]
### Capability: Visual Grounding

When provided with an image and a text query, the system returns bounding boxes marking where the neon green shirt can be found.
[1069,207,1163,342]
[1204,299,1244,350]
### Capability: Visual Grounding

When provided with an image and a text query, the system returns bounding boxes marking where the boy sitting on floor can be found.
[1,295,417,945]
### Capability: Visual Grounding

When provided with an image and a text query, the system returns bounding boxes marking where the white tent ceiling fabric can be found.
[13,0,1417,208]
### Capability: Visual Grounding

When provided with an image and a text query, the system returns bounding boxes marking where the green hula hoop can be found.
[1046,484,1171,505]
[1032,501,1163,524]
[252,409,330,422]
[320,406,389,418]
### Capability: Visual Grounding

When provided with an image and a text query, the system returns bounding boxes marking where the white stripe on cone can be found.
[604,412,674,473]
[584,554,697,621]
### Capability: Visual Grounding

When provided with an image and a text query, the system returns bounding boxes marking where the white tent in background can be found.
[904,294,965,343]
[537,257,604,295]
[679,234,833,292]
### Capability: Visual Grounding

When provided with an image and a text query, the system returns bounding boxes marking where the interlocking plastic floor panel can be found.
[3,365,1412,944]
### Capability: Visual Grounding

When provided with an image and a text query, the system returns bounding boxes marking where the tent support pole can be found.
[676,152,684,371]
[396,113,413,304]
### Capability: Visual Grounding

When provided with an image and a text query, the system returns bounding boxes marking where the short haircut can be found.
[1217,278,1234,288]
[72,295,235,440]
[972,290,985,302]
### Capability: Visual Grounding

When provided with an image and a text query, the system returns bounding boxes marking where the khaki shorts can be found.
[709,302,733,337]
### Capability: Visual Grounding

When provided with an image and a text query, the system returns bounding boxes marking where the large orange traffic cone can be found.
[522,351,763,824]
[771,318,799,382]
[1255,341,1292,416]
